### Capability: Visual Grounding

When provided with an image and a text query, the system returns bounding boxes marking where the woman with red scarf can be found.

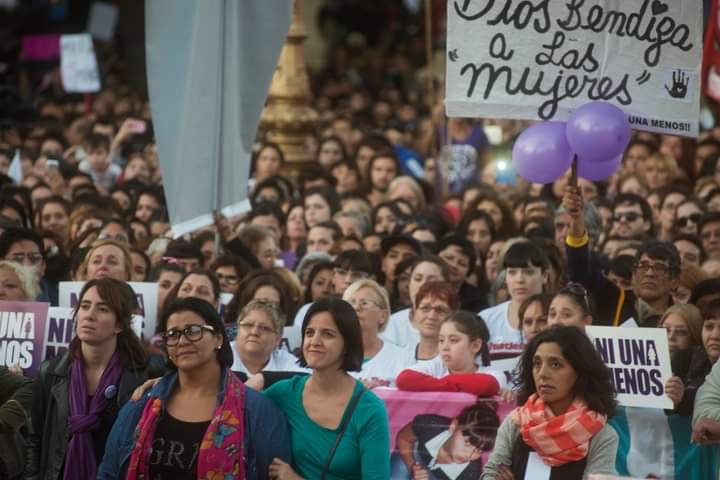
[481,326,618,479]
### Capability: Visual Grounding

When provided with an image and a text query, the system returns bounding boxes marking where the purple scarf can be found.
[64,350,123,480]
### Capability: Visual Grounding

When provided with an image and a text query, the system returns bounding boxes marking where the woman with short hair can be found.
[265,297,390,479]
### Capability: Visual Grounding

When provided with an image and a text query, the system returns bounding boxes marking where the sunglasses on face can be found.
[613,212,641,223]
[675,213,703,228]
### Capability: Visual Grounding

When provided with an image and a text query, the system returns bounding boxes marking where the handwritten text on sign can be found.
[446,0,702,137]
[587,326,673,409]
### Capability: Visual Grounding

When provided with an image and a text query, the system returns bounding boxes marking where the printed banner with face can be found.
[586,325,673,408]
[59,281,158,339]
[376,388,514,479]
[0,301,49,376]
[446,0,703,137]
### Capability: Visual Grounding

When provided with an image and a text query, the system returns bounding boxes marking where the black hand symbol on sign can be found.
[664,70,689,99]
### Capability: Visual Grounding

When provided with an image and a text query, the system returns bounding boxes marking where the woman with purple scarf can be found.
[24,278,165,480]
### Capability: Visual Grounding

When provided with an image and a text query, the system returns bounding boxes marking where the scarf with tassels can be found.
[511,393,607,467]
[126,371,246,479]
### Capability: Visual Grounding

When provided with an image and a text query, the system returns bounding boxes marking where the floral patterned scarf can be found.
[126,371,245,479]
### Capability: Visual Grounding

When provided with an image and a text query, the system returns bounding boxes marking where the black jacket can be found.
[0,367,33,479]
[25,351,165,480]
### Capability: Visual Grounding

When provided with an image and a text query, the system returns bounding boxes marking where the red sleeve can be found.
[396,369,500,396]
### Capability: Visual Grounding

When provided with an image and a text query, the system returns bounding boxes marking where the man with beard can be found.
[564,186,680,327]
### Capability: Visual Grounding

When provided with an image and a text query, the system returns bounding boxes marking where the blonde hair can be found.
[342,279,391,331]
[659,304,703,348]
[237,298,285,337]
[79,239,132,281]
[0,261,40,300]
[388,176,426,211]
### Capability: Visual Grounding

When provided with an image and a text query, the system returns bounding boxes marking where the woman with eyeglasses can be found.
[547,283,593,329]
[342,279,412,388]
[231,299,306,377]
[26,278,165,480]
[211,254,251,295]
[481,326,618,479]
[404,281,459,363]
[98,297,291,479]
[673,198,706,237]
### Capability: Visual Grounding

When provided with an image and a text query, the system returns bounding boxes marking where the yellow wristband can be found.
[566,231,589,248]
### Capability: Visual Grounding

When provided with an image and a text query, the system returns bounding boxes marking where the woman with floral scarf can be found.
[481,325,618,480]
[98,298,291,479]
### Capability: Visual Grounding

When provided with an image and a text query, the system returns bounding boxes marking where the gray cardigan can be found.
[481,416,618,479]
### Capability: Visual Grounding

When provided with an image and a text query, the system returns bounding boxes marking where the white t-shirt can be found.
[479,301,525,359]
[406,355,507,389]
[380,308,420,347]
[230,343,308,375]
[350,340,414,386]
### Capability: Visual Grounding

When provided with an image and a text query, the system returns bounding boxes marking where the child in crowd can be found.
[78,133,122,191]
[396,311,504,395]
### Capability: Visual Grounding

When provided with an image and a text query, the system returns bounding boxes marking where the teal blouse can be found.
[264,375,390,479]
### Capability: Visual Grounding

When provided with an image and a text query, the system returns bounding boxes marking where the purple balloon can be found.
[566,102,631,163]
[512,121,573,184]
[577,154,621,181]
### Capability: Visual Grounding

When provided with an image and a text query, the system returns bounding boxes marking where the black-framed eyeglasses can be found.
[675,213,703,228]
[7,253,44,266]
[633,261,670,276]
[613,212,641,223]
[163,324,215,346]
[216,272,239,285]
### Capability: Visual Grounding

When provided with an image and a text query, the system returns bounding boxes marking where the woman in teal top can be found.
[265,296,390,480]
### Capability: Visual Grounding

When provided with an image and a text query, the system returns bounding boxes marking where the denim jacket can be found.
[97,368,291,480]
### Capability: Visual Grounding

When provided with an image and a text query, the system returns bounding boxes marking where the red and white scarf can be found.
[511,393,606,467]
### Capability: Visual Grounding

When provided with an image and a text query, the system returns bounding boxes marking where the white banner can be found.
[60,33,101,93]
[446,0,703,137]
[145,0,291,236]
[586,326,673,409]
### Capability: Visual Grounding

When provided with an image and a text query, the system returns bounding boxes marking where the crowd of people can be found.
[1,2,720,479]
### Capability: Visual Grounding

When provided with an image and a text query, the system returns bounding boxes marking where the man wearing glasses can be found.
[564,187,680,327]
[0,228,54,303]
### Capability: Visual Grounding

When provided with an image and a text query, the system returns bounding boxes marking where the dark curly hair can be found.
[515,325,616,417]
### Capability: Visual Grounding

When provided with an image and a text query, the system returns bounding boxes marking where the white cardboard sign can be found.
[446,0,703,137]
[586,326,673,409]
[60,33,101,93]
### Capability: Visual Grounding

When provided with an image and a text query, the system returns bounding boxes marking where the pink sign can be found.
[0,301,49,376]
[375,388,514,479]
[21,35,61,60]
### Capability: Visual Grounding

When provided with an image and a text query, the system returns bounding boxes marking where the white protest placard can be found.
[60,33,101,93]
[586,326,672,409]
[446,0,703,137]
[59,281,158,340]
[87,1,119,41]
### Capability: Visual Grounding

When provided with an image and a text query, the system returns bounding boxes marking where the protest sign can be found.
[586,325,673,408]
[60,33,101,93]
[376,388,514,479]
[446,0,703,137]
[43,307,75,362]
[59,281,158,339]
[0,301,49,376]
